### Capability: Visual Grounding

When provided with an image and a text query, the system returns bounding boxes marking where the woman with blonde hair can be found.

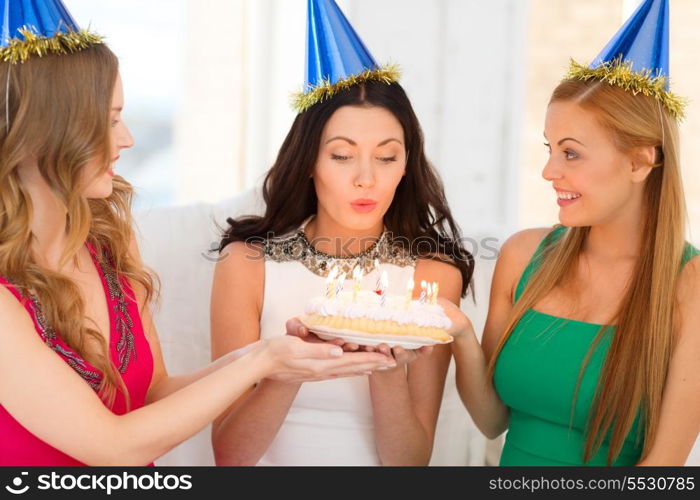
[441,0,699,465]
[0,1,393,466]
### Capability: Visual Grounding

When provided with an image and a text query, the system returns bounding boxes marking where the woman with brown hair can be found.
[211,0,473,466]
[0,1,393,466]
[442,0,700,465]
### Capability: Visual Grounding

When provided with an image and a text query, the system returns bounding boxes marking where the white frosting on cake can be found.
[305,290,452,329]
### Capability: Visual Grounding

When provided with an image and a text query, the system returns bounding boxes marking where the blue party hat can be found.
[293,0,399,113]
[0,0,102,64]
[566,0,684,119]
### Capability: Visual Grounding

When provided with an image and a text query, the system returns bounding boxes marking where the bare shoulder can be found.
[0,282,23,309]
[415,256,462,280]
[489,227,555,303]
[217,240,265,272]
[499,227,554,267]
[0,284,37,341]
[210,240,266,358]
[212,240,265,308]
[0,284,54,366]
[415,257,463,302]
[219,241,265,262]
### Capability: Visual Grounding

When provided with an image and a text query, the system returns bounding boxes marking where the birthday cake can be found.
[301,267,452,343]
[303,290,452,342]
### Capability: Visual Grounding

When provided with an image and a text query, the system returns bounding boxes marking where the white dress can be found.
[257,218,416,465]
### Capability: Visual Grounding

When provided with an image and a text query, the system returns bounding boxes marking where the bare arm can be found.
[637,256,700,465]
[451,228,550,439]
[369,258,457,465]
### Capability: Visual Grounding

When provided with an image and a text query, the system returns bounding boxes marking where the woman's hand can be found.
[364,298,473,366]
[253,321,396,383]
[286,317,362,351]
[365,344,433,374]
[437,297,474,338]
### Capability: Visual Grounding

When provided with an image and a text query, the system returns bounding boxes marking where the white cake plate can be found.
[301,323,453,350]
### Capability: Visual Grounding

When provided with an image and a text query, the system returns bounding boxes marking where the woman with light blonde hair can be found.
[0,1,393,466]
[440,0,700,465]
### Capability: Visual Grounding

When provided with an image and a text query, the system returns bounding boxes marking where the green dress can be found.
[493,225,699,466]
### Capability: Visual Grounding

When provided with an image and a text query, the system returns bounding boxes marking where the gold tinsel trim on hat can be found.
[566,57,687,120]
[0,26,103,64]
[292,64,401,113]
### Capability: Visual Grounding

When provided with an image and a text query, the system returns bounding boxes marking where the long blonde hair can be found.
[489,79,686,464]
[0,44,158,407]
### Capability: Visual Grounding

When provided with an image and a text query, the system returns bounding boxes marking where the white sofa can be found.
[134,190,699,466]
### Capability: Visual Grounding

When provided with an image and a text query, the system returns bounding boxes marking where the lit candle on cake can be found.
[379,270,389,307]
[325,265,339,299]
[404,278,414,310]
[374,259,381,291]
[419,280,428,304]
[352,265,363,302]
[430,282,439,305]
[335,272,347,298]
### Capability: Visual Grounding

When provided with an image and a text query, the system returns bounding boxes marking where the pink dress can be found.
[0,243,154,465]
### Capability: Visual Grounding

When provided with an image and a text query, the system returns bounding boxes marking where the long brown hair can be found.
[489,79,686,464]
[219,81,474,296]
[0,44,158,407]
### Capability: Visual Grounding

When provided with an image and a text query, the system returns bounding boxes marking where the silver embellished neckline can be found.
[262,226,416,277]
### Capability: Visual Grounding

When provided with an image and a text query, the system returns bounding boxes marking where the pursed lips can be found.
[350,199,378,212]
